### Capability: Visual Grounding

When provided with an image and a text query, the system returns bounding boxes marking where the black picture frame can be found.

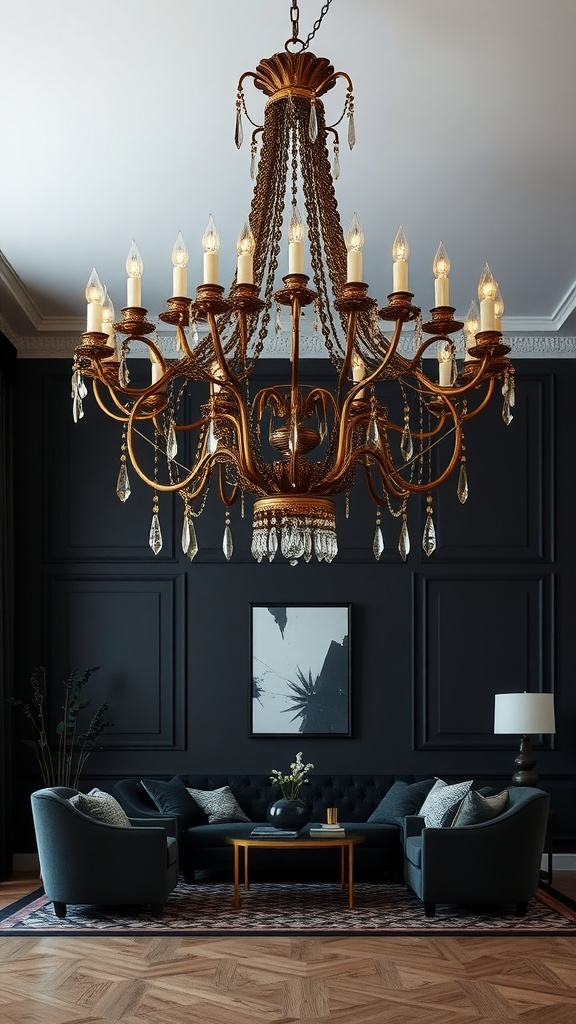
[250,603,351,737]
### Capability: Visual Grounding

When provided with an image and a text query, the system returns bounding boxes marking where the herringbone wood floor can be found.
[1,873,575,1022]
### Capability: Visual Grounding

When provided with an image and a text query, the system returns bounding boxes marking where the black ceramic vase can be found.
[267,796,308,830]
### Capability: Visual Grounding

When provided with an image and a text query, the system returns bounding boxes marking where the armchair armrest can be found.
[404,815,425,842]
[129,815,178,839]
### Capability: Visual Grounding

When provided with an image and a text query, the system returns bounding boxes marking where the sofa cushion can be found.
[451,788,509,828]
[187,786,251,824]
[71,789,131,827]
[141,776,206,828]
[405,835,422,869]
[367,779,436,826]
[418,779,473,828]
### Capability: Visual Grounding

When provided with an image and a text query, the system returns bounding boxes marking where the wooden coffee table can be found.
[225,834,365,910]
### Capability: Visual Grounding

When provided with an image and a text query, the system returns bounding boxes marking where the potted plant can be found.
[12,666,113,789]
[268,751,314,829]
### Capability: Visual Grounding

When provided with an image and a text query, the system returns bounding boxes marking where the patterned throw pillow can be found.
[451,788,509,828]
[187,785,251,824]
[71,788,132,827]
[418,779,473,828]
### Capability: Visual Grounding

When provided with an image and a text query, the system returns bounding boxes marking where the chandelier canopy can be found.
[71,1,514,566]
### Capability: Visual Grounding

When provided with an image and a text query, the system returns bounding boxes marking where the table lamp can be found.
[494,692,555,786]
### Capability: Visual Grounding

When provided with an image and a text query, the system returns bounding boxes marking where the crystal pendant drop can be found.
[422,514,436,557]
[308,99,318,143]
[72,393,83,423]
[250,143,257,180]
[116,462,131,502]
[167,421,178,461]
[373,525,384,561]
[119,354,130,388]
[398,520,410,562]
[187,519,198,560]
[333,145,340,180]
[400,424,413,462]
[502,398,513,426]
[348,108,356,149]
[366,416,380,446]
[181,515,190,555]
[223,524,233,561]
[304,528,312,562]
[207,420,218,454]
[149,513,163,555]
[78,375,87,399]
[457,462,469,503]
[234,106,243,149]
[267,528,278,562]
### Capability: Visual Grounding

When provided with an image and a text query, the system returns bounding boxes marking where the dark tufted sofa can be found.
[113,773,433,882]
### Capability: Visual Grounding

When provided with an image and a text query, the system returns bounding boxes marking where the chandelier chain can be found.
[290,0,335,50]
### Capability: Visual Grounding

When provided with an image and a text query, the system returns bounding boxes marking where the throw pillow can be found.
[71,788,132,827]
[187,785,251,824]
[141,776,206,828]
[367,778,436,826]
[451,788,509,828]
[418,779,473,828]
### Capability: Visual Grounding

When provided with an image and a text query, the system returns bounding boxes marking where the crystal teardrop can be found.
[78,376,87,399]
[502,398,513,426]
[267,528,278,562]
[304,528,312,562]
[72,394,83,423]
[187,519,199,561]
[373,525,384,561]
[333,146,340,180]
[167,421,178,461]
[207,420,218,454]
[149,513,163,555]
[119,355,130,388]
[116,462,131,502]
[250,145,257,180]
[181,515,190,554]
[398,520,410,562]
[457,461,469,503]
[234,107,243,149]
[348,109,356,149]
[308,99,318,143]
[508,382,516,408]
[422,514,436,557]
[400,424,413,462]
[366,416,380,446]
[223,524,233,561]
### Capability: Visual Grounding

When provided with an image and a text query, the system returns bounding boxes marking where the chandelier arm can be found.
[91,378,130,421]
[461,375,496,420]
[126,394,216,495]
[215,410,267,491]
[176,322,195,360]
[410,349,492,397]
[218,462,239,507]
[363,460,408,504]
[338,310,358,389]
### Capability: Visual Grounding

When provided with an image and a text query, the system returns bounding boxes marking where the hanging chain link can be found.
[290,0,335,50]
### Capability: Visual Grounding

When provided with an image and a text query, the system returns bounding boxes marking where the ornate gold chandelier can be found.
[71,1,514,566]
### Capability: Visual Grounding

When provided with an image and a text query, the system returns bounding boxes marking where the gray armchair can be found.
[31,787,179,918]
[403,786,550,917]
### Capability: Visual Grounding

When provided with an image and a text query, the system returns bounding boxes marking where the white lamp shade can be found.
[494,692,556,735]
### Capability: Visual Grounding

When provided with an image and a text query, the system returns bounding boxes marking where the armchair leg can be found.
[53,901,66,919]
[515,901,528,916]
[424,902,436,917]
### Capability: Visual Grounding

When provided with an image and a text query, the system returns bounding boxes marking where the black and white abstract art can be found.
[250,604,351,736]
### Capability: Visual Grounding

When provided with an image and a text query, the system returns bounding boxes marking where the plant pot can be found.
[267,796,309,830]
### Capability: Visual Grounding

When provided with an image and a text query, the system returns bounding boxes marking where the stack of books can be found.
[309,823,346,837]
[250,825,300,839]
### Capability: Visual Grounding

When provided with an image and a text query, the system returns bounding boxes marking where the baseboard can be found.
[13,851,576,875]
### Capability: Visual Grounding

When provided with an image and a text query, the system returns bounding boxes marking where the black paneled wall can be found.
[11,359,576,852]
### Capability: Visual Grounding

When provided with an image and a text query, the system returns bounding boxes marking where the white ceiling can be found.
[1,0,576,354]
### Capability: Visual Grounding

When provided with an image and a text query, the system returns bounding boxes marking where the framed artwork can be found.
[250,603,351,737]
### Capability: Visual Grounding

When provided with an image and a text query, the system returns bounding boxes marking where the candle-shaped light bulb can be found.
[85,267,104,332]
[392,224,409,292]
[126,241,143,307]
[464,299,479,361]
[288,203,305,274]
[494,283,504,330]
[171,231,188,297]
[101,287,115,335]
[202,215,220,284]
[236,219,255,284]
[477,262,496,332]
[346,213,364,282]
[433,241,450,307]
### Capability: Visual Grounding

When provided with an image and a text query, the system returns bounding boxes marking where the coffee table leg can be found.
[348,843,355,909]
[233,842,240,910]
[340,846,345,890]
[244,844,250,890]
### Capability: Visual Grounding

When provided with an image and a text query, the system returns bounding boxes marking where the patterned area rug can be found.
[1,879,575,936]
